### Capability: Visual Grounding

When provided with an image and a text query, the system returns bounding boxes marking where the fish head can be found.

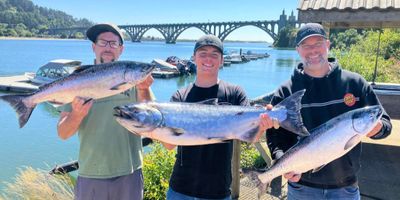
[352,105,383,135]
[114,103,162,135]
[123,61,155,84]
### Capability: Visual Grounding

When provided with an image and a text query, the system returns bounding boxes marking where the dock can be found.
[151,71,180,79]
[0,74,38,93]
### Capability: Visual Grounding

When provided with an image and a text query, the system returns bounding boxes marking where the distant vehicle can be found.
[25,59,82,85]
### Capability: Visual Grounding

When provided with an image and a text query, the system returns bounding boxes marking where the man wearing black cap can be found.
[162,34,277,200]
[266,23,392,199]
[57,23,154,200]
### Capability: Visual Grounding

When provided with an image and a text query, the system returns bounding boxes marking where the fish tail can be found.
[242,168,270,198]
[0,94,35,128]
[275,89,309,136]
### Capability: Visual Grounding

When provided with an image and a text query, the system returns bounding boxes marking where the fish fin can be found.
[47,100,64,105]
[205,136,227,142]
[250,92,274,106]
[239,126,259,143]
[110,82,130,90]
[252,104,264,109]
[242,168,269,198]
[344,135,361,151]
[169,127,185,136]
[218,102,232,106]
[196,98,218,105]
[274,89,310,137]
[71,64,94,74]
[0,94,36,128]
[83,98,93,105]
[311,164,326,173]
[235,111,244,116]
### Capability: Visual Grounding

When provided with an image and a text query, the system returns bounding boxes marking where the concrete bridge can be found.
[46,10,299,43]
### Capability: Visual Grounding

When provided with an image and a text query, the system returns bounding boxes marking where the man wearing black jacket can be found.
[163,34,278,200]
[266,23,392,200]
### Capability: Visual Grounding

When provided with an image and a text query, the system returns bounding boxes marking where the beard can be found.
[302,54,327,69]
[100,57,115,64]
[99,51,117,63]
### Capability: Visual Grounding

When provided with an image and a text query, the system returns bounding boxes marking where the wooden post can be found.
[231,140,241,199]
[254,141,285,197]
[372,28,382,84]
[254,142,272,166]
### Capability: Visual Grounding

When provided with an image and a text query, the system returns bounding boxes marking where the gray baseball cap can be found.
[86,23,124,44]
[296,23,327,46]
[194,34,223,54]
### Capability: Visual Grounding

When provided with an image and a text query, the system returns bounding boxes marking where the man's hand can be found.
[284,172,301,182]
[57,96,93,140]
[70,96,93,120]
[366,121,383,138]
[137,75,154,91]
[136,75,154,102]
[253,104,280,142]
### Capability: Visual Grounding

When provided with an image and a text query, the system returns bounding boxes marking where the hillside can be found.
[0,0,93,38]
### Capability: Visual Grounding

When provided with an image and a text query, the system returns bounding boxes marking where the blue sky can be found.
[32,0,299,42]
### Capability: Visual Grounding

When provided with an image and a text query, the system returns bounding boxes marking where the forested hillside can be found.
[0,0,93,38]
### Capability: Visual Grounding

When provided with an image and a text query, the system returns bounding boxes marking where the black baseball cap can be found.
[86,23,124,44]
[296,23,327,46]
[194,34,223,54]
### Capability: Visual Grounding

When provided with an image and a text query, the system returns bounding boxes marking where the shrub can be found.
[240,142,266,169]
[331,29,400,83]
[142,143,176,200]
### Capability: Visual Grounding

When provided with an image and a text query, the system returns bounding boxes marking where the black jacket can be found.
[266,58,392,188]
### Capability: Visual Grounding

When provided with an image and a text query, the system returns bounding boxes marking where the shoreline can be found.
[0,36,271,44]
[0,37,84,41]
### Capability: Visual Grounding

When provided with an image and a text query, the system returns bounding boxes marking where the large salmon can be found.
[114,90,309,145]
[0,61,154,128]
[244,106,383,198]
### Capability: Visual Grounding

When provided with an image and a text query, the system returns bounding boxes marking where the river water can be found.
[0,39,300,190]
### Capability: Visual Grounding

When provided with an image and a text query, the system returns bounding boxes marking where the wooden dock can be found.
[0,74,38,93]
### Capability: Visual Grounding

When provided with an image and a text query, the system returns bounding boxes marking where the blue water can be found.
[0,39,300,190]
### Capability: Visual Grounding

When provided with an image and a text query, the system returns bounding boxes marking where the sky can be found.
[31,0,299,42]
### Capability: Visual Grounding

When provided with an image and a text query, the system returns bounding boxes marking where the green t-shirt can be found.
[60,88,153,178]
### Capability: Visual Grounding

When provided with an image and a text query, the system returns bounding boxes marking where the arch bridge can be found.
[46,10,299,43]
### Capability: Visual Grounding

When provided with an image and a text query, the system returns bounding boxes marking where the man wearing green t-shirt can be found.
[57,23,154,200]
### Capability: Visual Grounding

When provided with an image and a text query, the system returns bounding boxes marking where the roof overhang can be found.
[298,9,400,28]
[297,0,400,28]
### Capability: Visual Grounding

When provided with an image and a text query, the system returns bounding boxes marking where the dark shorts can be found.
[75,169,143,200]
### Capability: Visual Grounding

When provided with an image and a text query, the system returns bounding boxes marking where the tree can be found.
[273,26,297,48]
[0,0,94,38]
[330,29,364,50]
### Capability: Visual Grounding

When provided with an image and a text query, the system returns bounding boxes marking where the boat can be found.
[26,59,82,85]
[229,53,243,64]
[151,59,180,73]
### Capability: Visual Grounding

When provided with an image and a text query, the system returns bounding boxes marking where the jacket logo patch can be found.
[344,93,356,107]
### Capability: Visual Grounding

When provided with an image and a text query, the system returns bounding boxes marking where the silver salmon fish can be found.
[0,61,155,128]
[114,90,309,145]
[244,106,383,198]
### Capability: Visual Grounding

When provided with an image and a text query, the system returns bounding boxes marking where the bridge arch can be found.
[222,25,275,42]
[168,25,210,43]
[219,24,277,42]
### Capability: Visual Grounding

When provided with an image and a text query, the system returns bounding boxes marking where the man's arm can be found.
[57,97,93,140]
[363,84,392,139]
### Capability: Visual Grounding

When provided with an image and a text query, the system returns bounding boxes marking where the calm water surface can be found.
[0,39,300,190]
